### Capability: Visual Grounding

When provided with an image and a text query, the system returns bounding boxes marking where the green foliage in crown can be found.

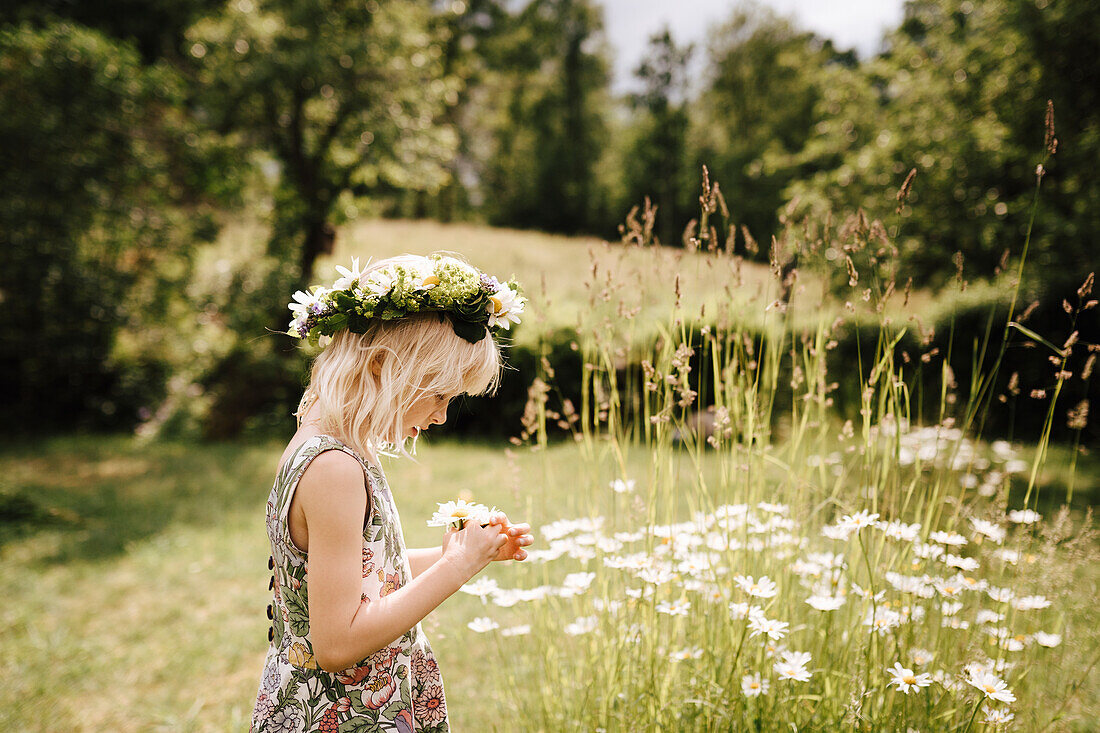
[286,254,525,347]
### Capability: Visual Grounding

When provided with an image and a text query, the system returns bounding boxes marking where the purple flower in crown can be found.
[479,274,501,293]
[308,301,326,316]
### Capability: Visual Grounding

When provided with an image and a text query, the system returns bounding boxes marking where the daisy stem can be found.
[728,620,750,689]
[961,697,984,733]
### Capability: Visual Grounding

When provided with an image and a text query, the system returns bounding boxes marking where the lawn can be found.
[1,433,1096,731]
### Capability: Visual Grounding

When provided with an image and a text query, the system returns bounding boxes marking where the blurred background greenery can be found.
[1,0,1095,445]
[2,1,1098,730]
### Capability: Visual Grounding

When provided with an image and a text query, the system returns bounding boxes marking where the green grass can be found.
[211,217,803,347]
[0,433,1095,731]
[0,434,602,732]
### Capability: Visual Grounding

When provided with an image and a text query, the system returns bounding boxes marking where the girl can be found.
[250,254,533,733]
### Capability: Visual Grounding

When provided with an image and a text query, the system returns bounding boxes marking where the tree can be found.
[692,4,832,251]
[188,0,459,303]
[0,23,227,430]
[616,27,694,247]
[479,0,612,234]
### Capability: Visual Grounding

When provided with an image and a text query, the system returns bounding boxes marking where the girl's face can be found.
[403,389,455,439]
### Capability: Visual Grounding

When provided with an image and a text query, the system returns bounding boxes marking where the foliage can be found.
[612,28,695,247]
[187,0,458,294]
[774,0,1097,294]
[690,5,841,250]
[0,23,231,431]
[476,0,613,235]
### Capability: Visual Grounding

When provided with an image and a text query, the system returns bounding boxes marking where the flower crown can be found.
[286,254,526,346]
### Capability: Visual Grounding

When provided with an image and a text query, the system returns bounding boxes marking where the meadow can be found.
[4,213,1098,731]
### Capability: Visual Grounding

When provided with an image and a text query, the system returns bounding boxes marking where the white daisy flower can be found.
[805,595,845,611]
[486,284,525,329]
[975,609,1004,625]
[969,517,1006,544]
[467,617,499,633]
[965,669,1017,703]
[734,575,778,599]
[669,647,703,661]
[983,708,1015,725]
[748,615,789,641]
[561,572,596,596]
[656,599,691,617]
[331,257,366,291]
[930,530,968,546]
[564,616,598,636]
[774,651,812,682]
[886,662,932,693]
[729,602,761,621]
[1007,509,1041,524]
[1033,631,1062,647]
[287,287,329,317]
[837,510,880,532]
[459,576,499,599]
[877,520,922,542]
[1012,595,1051,611]
[500,624,531,637]
[364,266,397,296]
[609,478,636,494]
[821,523,854,541]
[909,648,935,666]
[427,499,493,529]
[944,554,980,571]
[741,673,769,697]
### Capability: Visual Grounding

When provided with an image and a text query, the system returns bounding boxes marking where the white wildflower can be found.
[741,673,769,697]
[969,517,1006,544]
[459,577,500,599]
[806,595,845,611]
[564,616,598,636]
[965,669,1016,703]
[930,530,968,546]
[774,651,812,682]
[609,478,635,494]
[467,617,499,633]
[886,662,932,694]
[1007,509,1041,524]
[656,599,692,617]
[748,615,789,641]
[1012,595,1051,611]
[983,708,1015,725]
[1033,631,1062,647]
[734,575,778,599]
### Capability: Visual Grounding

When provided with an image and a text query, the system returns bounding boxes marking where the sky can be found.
[601,0,908,95]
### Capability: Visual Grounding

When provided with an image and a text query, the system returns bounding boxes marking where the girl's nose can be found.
[430,406,448,425]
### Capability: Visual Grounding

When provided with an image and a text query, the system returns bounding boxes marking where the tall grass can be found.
[471,161,1098,730]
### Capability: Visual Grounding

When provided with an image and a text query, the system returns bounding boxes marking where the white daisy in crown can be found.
[332,257,367,291]
[487,285,525,329]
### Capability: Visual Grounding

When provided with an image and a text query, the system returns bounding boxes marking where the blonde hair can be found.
[296,254,504,460]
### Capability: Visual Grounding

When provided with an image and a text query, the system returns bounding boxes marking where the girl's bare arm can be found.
[295,451,506,673]
[406,546,443,578]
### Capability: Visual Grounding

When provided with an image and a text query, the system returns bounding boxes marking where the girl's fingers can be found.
[514,549,528,561]
[506,522,530,537]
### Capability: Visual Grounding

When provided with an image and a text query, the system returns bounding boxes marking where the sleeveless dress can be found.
[250,434,450,733]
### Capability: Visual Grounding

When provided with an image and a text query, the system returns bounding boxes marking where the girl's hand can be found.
[441,514,509,580]
[486,512,534,562]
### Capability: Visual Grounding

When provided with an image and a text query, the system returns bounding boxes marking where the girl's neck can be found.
[296,398,381,468]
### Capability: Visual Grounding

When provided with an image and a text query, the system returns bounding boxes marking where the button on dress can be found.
[250,434,449,733]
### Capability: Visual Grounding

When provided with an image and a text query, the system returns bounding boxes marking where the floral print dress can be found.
[250,434,449,733]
